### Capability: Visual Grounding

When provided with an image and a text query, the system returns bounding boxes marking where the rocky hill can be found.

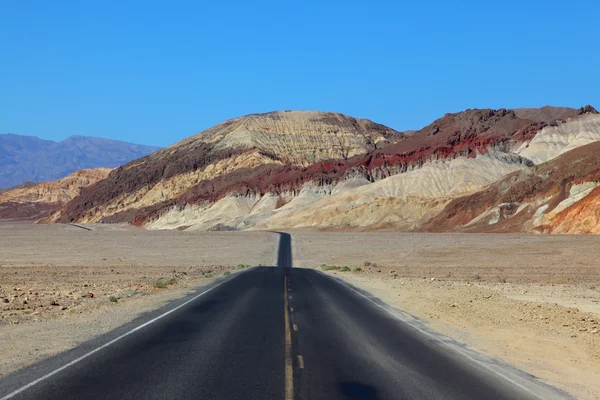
[49,111,405,224]
[0,168,111,221]
[48,106,600,234]
[513,106,580,122]
[0,134,159,188]
[420,140,600,234]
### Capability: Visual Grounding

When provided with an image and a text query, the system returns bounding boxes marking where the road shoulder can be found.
[312,267,600,400]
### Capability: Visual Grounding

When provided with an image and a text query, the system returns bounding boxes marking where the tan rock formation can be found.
[0,168,111,221]
[51,111,404,223]
[420,141,600,233]
[0,168,111,204]
[49,107,600,234]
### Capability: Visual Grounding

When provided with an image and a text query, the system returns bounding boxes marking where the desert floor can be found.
[1,224,599,398]
[0,222,278,375]
[291,231,600,400]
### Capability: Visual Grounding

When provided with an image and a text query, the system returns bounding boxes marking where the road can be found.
[0,233,570,400]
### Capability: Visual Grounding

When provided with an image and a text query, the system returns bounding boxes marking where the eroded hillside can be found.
[0,169,111,221]
[49,111,405,224]
[420,140,600,234]
[47,106,600,233]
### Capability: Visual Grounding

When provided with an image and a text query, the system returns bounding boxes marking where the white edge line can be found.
[0,275,237,400]
[329,273,554,400]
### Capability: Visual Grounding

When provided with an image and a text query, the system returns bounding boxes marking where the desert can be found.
[0,222,277,375]
[2,224,600,398]
[292,231,600,399]
[2,105,600,399]
[3,3,600,398]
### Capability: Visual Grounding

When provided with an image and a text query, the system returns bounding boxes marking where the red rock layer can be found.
[550,186,600,233]
[419,141,600,233]
[55,108,578,225]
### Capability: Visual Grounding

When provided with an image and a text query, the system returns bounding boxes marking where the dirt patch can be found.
[0,264,233,327]
[291,232,600,284]
[0,222,277,267]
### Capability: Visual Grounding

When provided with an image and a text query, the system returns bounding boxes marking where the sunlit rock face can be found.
[50,107,600,234]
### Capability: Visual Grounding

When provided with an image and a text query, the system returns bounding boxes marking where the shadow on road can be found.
[338,381,381,399]
[275,232,292,268]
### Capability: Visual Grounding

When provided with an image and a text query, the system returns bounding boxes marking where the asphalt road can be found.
[0,233,570,400]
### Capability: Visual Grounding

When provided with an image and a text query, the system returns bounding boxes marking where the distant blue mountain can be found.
[0,133,160,188]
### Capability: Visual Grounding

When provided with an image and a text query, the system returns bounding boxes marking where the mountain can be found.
[0,134,160,188]
[420,134,600,234]
[0,168,112,221]
[47,106,600,234]
[253,107,600,231]
[48,111,405,224]
[0,181,38,192]
[512,105,580,122]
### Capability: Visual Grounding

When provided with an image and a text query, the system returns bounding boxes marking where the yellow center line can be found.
[297,355,304,369]
[284,275,293,400]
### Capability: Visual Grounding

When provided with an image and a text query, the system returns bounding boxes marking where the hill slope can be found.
[420,140,600,233]
[0,168,111,221]
[49,106,600,233]
[50,111,405,224]
[0,134,160,188]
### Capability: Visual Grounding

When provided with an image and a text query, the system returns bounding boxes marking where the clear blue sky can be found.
[1,0,598,147]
